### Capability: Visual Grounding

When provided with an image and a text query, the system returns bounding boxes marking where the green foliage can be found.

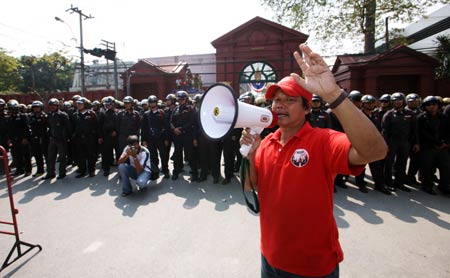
[19,52,75,93]
[435,35,450,78]
[0,48,23,92]
[261,0,450,54]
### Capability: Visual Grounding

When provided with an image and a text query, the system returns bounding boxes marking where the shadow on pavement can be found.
[334,176,450,230]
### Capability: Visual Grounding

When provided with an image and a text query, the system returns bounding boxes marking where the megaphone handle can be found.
[240,127,264,157]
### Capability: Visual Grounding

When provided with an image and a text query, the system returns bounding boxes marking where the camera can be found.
[129,146,137,155]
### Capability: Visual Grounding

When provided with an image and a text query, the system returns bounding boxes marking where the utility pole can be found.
[385,17,389,51]
[66,5,94,97]
[101,39,119,99]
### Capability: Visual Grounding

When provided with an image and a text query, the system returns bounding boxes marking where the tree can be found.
[0,48,23,92]
[435,35,450,79]
[261,0,449,54]
[19,52,75,93]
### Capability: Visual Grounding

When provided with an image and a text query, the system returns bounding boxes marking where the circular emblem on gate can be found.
[291,149,309,168]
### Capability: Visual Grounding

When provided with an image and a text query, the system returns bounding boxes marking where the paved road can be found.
[1,163,449,278]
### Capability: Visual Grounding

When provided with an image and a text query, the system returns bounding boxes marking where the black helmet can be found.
[391,92,405,101]
[31,100,44,107]
[102,96,115,105]
[348,90,363,102]
[379,94,391,102]
[406,93,420,102]
[166,94,177,102]
[311,94,322,102]
[123,96,134,103]
[176,91,189,100]
[76,97,88,104]
[48,98,59,106]
[148,95,158,103]
[63,101,71,108]
[7,99,19,109]
[193,94,203,103]
[361,95,376,103]
[422,96,440,108]
[0,98,5,106]
[92,100,101,106]
[72,94,81,102]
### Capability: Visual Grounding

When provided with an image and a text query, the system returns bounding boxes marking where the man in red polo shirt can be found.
[241,44,388,277]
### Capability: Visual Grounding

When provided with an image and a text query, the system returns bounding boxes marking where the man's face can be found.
[76,102,85,111]
[49,104,58,112]
[149,102,157,109]
[393,99,404,109]
[271,90,309,128]
[179,98,187,105]
[311,100,322,109]
[124,102,133,110]
[362,102,375,111]
[33,106,41,113]
[380,100,390,108]
[407,100,419,109]
[424,102,439,115]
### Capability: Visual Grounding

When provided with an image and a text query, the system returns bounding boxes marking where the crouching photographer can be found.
[118,135,152,197]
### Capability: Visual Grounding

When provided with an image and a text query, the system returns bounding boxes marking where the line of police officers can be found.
[310,90,450,196]
[0,91,249,186]
[1,89,449,196]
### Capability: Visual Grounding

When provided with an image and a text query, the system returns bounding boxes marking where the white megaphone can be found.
[199,83,278,157]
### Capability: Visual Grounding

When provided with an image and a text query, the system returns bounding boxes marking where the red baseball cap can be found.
[265,76,312,102]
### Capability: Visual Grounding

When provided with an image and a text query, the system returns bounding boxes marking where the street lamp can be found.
[54,17,77,43]
[54,16,86,96]
[127,70,136,97]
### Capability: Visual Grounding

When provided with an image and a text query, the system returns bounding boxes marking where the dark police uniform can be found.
[170,102,198,180]
[6,110,32,175]
[142,108,169,177]
[46,109,71,178]
[29,111,48,175]
[417,110,450,194]
[382,108,418,190]
[72,110,99,176]
[0,105,7,174]
[117,109,141,153]
[405,106,422,184]
[98,107,118,174]
[309,108,331,129]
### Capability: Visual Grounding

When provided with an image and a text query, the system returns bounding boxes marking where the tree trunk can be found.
[364,0,376,53]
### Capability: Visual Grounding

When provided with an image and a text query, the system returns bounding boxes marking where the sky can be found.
[1,1,445,65]
[0,0,281,63]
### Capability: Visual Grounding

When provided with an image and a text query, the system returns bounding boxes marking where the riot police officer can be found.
[309,94,331,128]
[357,95,391,194]
[117,96,141,153]
[376,94,392,119]
[170,91,198,181]
[142,95,169,178]
[29,101,48,177]
[6,99,32,176]
[163,93,177,166]
[193,94,222,183]
[0,98,6,174]
[43,98,71,180]
[417,96,450,195]
[72,97,99,178]
[403,93,422,185]
[98,96,118,176]
[348,90,363,109]
[381,92,419,192]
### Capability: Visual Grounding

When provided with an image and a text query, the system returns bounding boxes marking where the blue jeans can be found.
[119,163,151,194]
[261,255,339,278]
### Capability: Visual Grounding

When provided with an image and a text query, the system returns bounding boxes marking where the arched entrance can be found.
[239,61,277,96]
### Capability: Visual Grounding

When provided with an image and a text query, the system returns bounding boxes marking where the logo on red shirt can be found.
[291,149,309,168]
